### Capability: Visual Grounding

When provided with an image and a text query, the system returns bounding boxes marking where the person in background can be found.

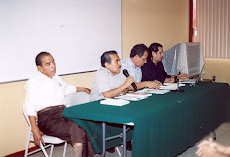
[196,138,230,157]
[24,52,94,157]
[121,43,162,89]
[141,42,189,84]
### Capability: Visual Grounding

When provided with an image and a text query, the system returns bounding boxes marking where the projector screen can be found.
[0,0,122,83]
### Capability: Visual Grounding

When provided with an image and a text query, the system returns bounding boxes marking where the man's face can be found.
[37,55,56,78]
[152,47,164,63]
[105,54,121,75]
[135,51,148,67]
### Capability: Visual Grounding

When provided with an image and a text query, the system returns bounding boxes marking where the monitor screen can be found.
[162,42,205,78]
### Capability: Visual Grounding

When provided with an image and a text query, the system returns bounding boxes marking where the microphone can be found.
[123,69,138,91]
[174,76,179,90]
[171,76,184,93]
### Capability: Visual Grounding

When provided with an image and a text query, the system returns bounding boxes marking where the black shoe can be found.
[107,147,115,153]
[126,141,132,151]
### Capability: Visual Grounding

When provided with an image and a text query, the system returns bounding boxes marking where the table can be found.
[63,82,230,157]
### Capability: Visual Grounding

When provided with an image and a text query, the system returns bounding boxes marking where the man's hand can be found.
[145,81,161,89]
[77,87,91,94]
[103,76,135,98]
[153,80,162,87]
[124,76,135,88]
[178,73,189,82]
[29,116,45,147]
[83,88,91,94]
[32,127,45,147]
[195,138,230,157]
[164,77,175,83]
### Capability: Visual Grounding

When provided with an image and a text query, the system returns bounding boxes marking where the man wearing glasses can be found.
[121,44,162,90]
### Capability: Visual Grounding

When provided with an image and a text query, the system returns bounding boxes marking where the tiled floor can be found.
[28,122,230,157]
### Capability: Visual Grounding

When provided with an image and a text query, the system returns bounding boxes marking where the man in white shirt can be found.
[24,52,94,157]
[90,50,135,102]
[121,44,162,89]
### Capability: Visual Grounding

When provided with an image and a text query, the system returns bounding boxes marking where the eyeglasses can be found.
[141,57,147,61]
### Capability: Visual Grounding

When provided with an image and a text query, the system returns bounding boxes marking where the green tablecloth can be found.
[63,82,230,157]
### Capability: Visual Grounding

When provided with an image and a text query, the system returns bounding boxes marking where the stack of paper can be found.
[126,92,152,98]
[115,92,152,101]
[136,88,170,94]
[160,83,185,90]
[115,95,143,101]
[100,98,130,106]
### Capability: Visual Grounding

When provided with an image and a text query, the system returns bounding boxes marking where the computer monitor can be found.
[162,42,205,79]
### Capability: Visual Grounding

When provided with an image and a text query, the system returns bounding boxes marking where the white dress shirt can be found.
[24,71,76,116]
[90,67,126,102]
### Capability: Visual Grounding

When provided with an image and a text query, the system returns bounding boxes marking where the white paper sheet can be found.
[100,98,130,106]
[160,83,185,90]
[136,88,170,94]
[115,95,143,101]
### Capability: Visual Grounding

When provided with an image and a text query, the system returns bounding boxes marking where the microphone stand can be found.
[171,76,184,93]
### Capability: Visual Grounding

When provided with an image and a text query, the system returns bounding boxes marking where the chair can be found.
[23,105,67,157]
[66,92,90,107]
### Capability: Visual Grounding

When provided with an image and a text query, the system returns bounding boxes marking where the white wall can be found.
[0,0,122,83]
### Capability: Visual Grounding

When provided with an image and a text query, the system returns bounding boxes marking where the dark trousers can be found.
[37,105,94,157]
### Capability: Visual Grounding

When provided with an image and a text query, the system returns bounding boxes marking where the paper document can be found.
[115,95,143,101]
[137,88,170,94]
[115,91,152,101]
[100,98,130,106]
[160,83,185,90]
[126,92,152,98]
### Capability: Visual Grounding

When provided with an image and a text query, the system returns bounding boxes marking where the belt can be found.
[38,105,66,115]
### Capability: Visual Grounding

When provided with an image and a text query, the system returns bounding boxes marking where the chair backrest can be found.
[23,104,31,127]
[66,92,90,107]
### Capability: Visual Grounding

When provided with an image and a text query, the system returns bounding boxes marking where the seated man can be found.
[121,44,162,89]
[141,43,189,83]
[90,50,135,102]
[196,138,230,157]
[24,52,94,157]
[90,50,135,152]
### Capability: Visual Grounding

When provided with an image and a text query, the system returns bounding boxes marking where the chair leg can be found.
[40,141,49,157]
[63,142,67,157]
[115,146,121,156]
[50,144,54,157]
[24,132,31,157]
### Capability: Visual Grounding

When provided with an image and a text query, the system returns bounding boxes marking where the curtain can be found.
[197,0,230,59]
